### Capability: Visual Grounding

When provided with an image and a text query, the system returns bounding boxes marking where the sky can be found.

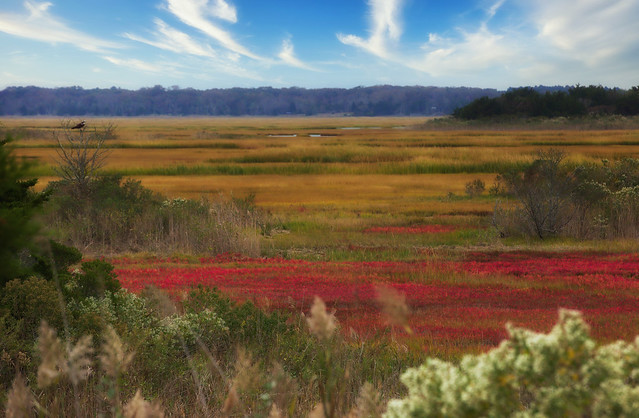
[1,0,638,90]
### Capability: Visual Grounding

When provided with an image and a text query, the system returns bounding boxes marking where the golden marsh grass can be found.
[6,116,639,218]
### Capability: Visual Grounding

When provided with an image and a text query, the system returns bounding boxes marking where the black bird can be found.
[71,120,86,129]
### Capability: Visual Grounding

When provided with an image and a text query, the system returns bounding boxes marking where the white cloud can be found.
[337,0,404,59]
[209,0,237,23]
[165,0,261,60]
[532,0,639,65]
[277,38,317,71]
[486,0,506,19]
[411,24,517,76]
[103,56,172,73]
[124,18,217,58]
[0,1,120,52]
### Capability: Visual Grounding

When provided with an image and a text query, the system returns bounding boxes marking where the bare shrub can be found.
[494,152,639,240]
[465,178,485,197]
[53,121,114,195]
[493,150,574,239]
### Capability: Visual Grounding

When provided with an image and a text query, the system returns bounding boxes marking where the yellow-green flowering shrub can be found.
[385,310,639,417]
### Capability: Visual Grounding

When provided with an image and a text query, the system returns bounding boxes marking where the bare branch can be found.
[53,120,114,194]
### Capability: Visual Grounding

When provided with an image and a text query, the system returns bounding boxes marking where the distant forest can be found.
[0,85,500,116]
[454,85,639,119]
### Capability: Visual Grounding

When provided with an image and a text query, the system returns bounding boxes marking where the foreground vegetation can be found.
[3,117,639,416]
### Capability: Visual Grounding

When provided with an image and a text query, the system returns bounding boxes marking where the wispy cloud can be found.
[103,56,176,74]
[164,0,261,60]
[124,18,216,58]
[277,38,318,71]
[0,1,120,52]
[486,0,506,19]
[532,0,639,65]
[337,0,404,59]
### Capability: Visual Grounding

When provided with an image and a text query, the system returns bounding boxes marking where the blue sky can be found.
[1,0,638,90]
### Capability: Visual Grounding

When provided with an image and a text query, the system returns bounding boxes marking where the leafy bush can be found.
[183,286,290,354]
[0,276,64,341]
[32,240,82,282]
[385,310,639,417]
[74,260,121,298]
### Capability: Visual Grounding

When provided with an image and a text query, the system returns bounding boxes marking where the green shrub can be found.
[385,310,639,417]
[32,240,82,282]
[0,136,49,286]
[0,276,64,341]
[183,286,289,352]
[74,260,121,298]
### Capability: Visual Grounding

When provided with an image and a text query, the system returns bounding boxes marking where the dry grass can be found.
[8,116,639,245]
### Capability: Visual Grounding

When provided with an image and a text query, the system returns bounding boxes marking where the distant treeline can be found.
[454,85,639,119]
[0,85,500,117]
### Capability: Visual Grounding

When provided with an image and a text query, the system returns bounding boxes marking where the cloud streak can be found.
[165,0,261,60]
[0,1,120,52]
[124,18,217,58]
[103,56,174,73]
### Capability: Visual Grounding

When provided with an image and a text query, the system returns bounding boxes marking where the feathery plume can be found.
[221,385,239,416]
[308,403,325,418]
[37,321,65,388]
[347,382,384,418]
[375,285,412,334]
[37,321,93,388]
[306,296,337,340]
[5,374,33,418]
[66,334,93,386]
[268,403,283,418]
[123,390,165,418]
[100,325,134,378]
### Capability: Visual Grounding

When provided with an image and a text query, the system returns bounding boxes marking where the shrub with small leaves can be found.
[384,310,639,417]
[151,309,229,353]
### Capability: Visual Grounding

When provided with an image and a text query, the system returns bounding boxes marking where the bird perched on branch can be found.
[71,120,86,129]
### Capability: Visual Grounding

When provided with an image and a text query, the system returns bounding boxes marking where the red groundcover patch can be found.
[112,252,639,352]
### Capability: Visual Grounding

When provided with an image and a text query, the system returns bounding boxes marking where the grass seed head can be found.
[306,296,337,341]
[66,334,94,386]
[268,403,283,418]
[375,286,412,334]
[5,374,33,418]
[37,321,65,388]
[348,382,384,418]
[221,385,239,416]
[100,325,134,378]
[123,390,165,418]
